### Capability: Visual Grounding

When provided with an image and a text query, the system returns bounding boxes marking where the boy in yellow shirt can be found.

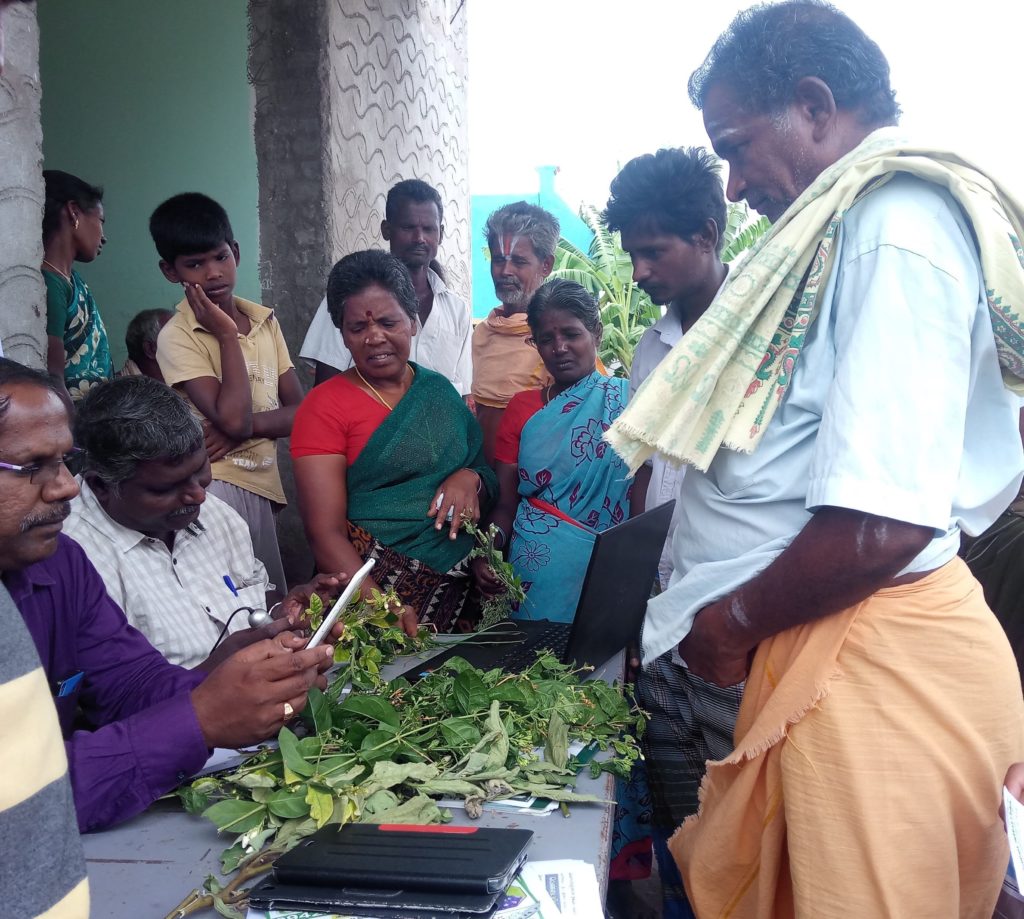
[151,193,302,591]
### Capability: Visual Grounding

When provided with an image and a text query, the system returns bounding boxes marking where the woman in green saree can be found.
[41,170,113,404]
[292,250,495,634]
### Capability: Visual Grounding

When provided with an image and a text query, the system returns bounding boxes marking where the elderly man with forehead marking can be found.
[607,1,1024,915]
[471,201,559,465]
[0,359,337,833]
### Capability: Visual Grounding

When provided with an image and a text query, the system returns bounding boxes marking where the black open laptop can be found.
[396,500,674,679]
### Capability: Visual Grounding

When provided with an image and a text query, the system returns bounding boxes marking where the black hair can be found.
[74,377,203,488]
[326,249,418,330]
[527,279,601,336]
[149,192,235,264]
[42,170,104,244]
[688,0,900,126]
[604,147,727,254]
[484,202,560,261]
[385,179,444,224]
[0,358,64,435]
[124,309,174,364]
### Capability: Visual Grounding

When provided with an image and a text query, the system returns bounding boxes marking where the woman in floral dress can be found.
[474,279,632,621]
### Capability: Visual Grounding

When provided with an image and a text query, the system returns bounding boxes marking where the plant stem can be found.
[163,846,284,919]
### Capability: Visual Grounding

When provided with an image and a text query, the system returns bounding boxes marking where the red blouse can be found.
[290,374,390,465]
[493,388,545,466]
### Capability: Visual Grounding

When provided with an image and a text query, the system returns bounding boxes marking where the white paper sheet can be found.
[518,859,603,919]
[1004,785,1024,884]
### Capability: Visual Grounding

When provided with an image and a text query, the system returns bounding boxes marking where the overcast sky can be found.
[468,1,1023,212]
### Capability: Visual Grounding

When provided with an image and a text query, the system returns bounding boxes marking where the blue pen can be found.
[223,575,239,597]
[57,671,84,698]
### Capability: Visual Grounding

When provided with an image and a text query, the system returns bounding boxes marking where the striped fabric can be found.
[0,583,88,918]
[635,651,742,912]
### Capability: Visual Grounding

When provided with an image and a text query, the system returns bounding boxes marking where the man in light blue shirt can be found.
[632,2,1024,915]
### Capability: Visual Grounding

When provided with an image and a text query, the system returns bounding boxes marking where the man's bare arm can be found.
[680,506,933,685]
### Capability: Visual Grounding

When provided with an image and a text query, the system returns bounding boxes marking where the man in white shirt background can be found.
[299,179,472,395]
[604,146,729,588]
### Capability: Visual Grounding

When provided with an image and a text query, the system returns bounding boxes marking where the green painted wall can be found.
[37,0,260,367]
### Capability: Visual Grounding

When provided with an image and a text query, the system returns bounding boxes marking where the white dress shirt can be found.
[64,480,270,668]
[630,312,687,587]
[299,267,473,395]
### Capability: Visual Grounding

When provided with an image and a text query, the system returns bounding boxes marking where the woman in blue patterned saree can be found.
[474,279,633,621]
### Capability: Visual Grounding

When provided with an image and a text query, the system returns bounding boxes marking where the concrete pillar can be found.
[0,2,45,367]
[248,0,332,362]
[248,0,469,584]
[249,0,470,357]
[323,0,471,299]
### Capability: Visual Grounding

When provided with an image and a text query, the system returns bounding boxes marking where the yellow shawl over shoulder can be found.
[606,129,1024,474]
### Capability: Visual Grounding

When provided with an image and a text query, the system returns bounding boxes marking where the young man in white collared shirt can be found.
[300,180,473,395]
[604,147,729,587]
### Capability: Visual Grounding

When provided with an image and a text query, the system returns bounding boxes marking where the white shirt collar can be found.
[651,310,684,347]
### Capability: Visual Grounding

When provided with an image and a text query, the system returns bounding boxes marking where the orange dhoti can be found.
[673,558,1024,918]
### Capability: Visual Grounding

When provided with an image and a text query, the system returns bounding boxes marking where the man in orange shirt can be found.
[471,202,558,465]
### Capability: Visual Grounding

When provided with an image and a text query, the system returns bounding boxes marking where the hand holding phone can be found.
[305,558,376,650]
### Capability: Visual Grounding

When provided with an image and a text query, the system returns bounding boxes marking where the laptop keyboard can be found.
[496,622,573,672]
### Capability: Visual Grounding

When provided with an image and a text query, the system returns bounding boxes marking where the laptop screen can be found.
[564,499,675,668]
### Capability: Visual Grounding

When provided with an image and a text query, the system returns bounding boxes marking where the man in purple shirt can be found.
[0,358,335,832]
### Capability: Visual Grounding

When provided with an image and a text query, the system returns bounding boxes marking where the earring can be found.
[73,218,80,230]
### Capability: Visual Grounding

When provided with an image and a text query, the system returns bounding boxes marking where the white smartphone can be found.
[305,558,376,650]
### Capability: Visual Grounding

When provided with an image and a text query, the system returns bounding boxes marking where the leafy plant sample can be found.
[304,591,324,630]
[307,584,433,692]
[172,653,643,917]
[464,520,526,627]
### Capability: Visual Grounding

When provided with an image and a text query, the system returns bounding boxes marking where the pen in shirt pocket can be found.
[223,575,240,597]
[56,671,84,698]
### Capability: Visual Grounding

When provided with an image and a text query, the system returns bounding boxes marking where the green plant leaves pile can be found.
[180,652,643,880]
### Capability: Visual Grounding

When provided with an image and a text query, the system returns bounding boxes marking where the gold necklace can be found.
[42,259,72,282]
[354,365,414,411]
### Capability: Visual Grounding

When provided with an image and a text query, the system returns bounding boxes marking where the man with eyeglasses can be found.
[0,358,339,834]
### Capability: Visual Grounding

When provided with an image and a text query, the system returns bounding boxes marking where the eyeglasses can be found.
[0,448,81,485]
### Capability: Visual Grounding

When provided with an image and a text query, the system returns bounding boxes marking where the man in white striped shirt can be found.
[64,376,292,669]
